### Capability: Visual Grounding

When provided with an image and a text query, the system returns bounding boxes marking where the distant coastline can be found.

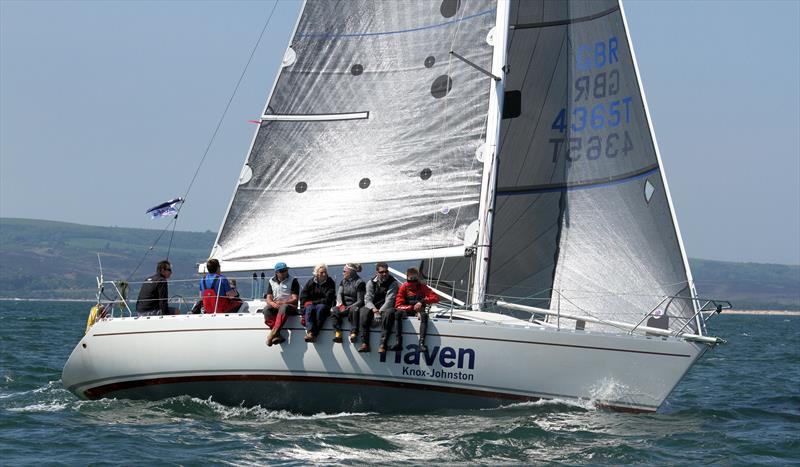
[1,217,799,310]
[720,310,800,316]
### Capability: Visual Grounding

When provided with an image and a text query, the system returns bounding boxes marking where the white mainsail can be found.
[212,0,497,271]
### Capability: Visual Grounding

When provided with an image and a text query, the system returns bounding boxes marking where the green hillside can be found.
[0,218,798,309]
[690,258,799,310]
[0,218,214,300]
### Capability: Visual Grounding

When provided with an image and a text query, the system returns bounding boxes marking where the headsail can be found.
[488,0,698,332]
[212,0,497,271]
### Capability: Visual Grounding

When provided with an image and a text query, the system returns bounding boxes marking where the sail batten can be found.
[260,112,370,122]
[497,164,659,195]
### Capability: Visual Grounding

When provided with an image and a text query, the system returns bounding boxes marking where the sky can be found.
[1,0,798,265]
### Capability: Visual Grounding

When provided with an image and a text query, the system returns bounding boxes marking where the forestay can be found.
[488,0,697,332]
[212,0,497,271]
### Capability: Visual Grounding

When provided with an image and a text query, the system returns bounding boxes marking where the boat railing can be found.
[95,280,198,318]
[108,280,134,317]
[495,293,727,345]
[627,295,731,335]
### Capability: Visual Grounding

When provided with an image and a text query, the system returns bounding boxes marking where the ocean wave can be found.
[180,396,376,421]
[7,400,68,412]
[479,398,594,412]
[288,433,451,464]
[0,379,67,401]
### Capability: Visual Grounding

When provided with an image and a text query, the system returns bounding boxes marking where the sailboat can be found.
[62,0,728,413]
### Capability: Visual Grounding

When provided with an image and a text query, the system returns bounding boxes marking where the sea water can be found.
[1,301,797,465]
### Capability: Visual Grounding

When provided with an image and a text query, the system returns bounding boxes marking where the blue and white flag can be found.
[146,198,183,219]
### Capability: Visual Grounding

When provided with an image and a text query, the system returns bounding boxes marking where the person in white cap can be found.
[263,261,299,346]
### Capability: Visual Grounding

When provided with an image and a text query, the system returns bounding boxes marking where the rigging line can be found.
[172,0,279,227]
[165,215,178,261]
[546,31,580,308]
[547,290,632,332]
[126,217,177,282]
[490,15,562,265]
[433,4,475,290]
[509,27,567,192]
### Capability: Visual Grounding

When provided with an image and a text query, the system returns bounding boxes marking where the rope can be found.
[164,0,280,260]
[126,216,178,281]
[430,5,489,293]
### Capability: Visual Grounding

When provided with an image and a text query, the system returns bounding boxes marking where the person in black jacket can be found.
[135,260,178,316]
[299,264,336,342]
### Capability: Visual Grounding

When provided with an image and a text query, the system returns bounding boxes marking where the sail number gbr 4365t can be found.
[549,36,634,164]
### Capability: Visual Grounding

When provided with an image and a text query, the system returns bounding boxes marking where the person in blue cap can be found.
[263,261,300,346]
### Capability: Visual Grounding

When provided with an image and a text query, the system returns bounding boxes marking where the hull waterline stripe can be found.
[496,165,659,196]
[91,325,691,358]
[298,8,494,39]
[79,374,655,413]
[511,6,620,30]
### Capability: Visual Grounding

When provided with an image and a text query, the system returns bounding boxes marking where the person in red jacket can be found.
[395,267,439,353]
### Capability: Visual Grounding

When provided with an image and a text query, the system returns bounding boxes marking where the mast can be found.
[471,0,510,309]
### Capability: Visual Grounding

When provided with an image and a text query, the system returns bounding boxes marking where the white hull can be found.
[62,312,706,413]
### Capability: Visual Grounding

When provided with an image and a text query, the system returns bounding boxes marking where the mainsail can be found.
[487,0,698,332]
[212,0,497,270]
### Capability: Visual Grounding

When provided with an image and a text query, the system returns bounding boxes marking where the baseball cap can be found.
[274,261,288,271]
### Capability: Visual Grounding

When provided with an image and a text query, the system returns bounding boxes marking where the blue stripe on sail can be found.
[497,166,660,197]
[298,8,495,40]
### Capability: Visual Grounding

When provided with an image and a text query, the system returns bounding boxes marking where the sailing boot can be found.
[349,330,358,343]
[358,343,370,352]
[333,329,343,343]
[304,331,315,343]
[266,328,278,346]
[390,337,403,352]
[377,340,386,354]
[418,339,427,354]
[271,334,285,345]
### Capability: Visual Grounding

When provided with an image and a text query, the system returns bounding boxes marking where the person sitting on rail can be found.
[136,260,179,316]
[263,262,300,346]
[199,259,247,314]
[364,262,399,354]
[331,263,365,344]
[229,279,240,298]
[395,267,439,353]
[299,264,336,343]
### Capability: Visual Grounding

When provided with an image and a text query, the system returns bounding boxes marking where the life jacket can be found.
[338,274,364,307]
[371,275,396,309]
[396,280,439,312]
[268,274,295,302]
[201,275,236,314]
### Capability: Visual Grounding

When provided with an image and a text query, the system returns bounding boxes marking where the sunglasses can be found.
[376,270,388,275]
[164,268,172,272]
[277,268,288,273]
